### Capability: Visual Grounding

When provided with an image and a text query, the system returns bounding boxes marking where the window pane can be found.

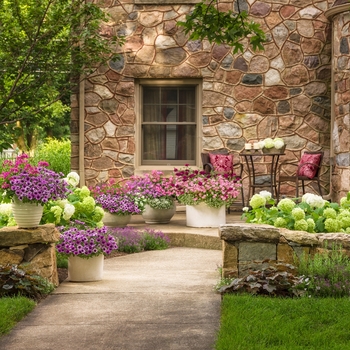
[142,125,196,161]
[161,88,177,104]
[143,88,160,104]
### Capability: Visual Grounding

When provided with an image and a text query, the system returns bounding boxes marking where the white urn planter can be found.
[12,198,44,228]
[186,202,226,227]
[102,212,131,227]
[68,254,104,282]
[142,203,176,224]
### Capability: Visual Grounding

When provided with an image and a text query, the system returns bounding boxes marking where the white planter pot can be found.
[102,212,131,227]
[68,254,104,282]
[142,203,176,224]
[12,199,44,229]
[186,202,226,227]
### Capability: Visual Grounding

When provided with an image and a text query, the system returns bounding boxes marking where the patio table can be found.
[240,150,285,202]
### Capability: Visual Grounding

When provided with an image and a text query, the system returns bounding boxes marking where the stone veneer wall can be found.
[327,2,350,202]
[220,223,350,278]
[0,225,60,286]
[71,0,338,198]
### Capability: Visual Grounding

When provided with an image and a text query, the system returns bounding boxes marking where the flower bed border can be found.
[219,223,350,278]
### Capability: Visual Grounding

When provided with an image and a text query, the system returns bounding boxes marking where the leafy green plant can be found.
[177,0,266,53]
[0,296,36,336]
[295,244,350,298]
[0,264,54,300]
[217,263,300,297]
[56,252,68,269]
[33,138,71,176]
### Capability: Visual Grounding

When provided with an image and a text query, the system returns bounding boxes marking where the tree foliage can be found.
[177,0,266,53]
[0,0,124,151]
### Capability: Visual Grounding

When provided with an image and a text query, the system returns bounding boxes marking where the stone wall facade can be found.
[220,222,350,278]
[0,225,60,286]
[70,0,349,202]
[326,1,350,202]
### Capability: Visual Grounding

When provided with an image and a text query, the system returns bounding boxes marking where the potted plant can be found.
[89,179,141,227]
[171,165,242,227]
[125,170,176,224]
[0,154,70,228]
[56,226,118,282]
[41,172,105,228]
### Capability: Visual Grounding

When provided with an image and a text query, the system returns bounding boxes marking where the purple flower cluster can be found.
[56,226,118,258]
[125,170,174,199]
[95,192,141,215]
[0,154,69,204]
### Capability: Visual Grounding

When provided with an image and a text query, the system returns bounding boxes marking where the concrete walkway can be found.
[0,211,244,350]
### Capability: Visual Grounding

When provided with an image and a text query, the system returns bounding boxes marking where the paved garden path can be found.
[0,247,222,350]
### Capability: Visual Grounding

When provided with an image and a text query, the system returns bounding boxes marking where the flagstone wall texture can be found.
[70,0,350,202]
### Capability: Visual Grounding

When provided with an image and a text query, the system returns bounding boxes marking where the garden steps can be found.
[129,211,244,251]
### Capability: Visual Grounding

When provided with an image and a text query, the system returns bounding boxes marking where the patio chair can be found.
[277,150,324,201]
[201,151,245,209]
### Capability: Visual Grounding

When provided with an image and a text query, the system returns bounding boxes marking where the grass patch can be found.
[215,294,350,350]
[0,296,36,336]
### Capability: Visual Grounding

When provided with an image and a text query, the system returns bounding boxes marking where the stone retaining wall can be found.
[219,223,350,278]
[0,224,60,286]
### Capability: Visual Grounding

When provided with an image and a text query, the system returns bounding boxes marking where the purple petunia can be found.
[56,226,118,258]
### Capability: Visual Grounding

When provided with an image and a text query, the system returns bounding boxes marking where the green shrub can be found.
[0,264,54,300]
[295,244,350,298]
[56,253,68,269]
[33,138,71,175]
[107,227,170,254]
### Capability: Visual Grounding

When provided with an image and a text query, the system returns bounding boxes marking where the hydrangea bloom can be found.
[259,191,272,200]
[302,193,325,208]
[64,172,80,187]
[324,218,341,233]
[263,138,275,149]
[277,198,296,212]
[294,219,308,231]
[62,203,75,221]
[306,218,316,233]
[249,194,266,209]
[292,207,305,221]
[323,208,337,219]
[274,217,287,228]
[274,138,285,149]
[338,210,350,230]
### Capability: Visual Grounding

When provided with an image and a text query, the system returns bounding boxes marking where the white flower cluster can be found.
[64,172,80,187]
[301,193,326,208]
[258,137,285,149]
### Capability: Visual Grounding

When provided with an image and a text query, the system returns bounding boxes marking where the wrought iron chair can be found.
[201,151,245,209]
[277,151,324,201]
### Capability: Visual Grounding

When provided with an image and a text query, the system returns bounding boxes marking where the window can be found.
[138,80,201,167]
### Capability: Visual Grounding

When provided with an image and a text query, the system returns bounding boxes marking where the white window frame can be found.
[135,79,202,173]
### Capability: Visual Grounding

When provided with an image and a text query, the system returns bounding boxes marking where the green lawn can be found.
[215,294,350,350]
[0,296,35,336]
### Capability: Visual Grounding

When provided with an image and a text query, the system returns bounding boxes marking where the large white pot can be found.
[142,203,176,224]
[12,198,44,229]
[186,202,226,227]
[68,254,104,282]
[102,212,131,227]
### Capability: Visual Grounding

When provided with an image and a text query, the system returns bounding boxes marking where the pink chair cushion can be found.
[297,153,322,179]
[209,154,233,175]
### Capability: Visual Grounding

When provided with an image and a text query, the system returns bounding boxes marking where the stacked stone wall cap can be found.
[317,232,350,249]
[0,224,59,247]
[219,223,280,243]
[280,229,319,246]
